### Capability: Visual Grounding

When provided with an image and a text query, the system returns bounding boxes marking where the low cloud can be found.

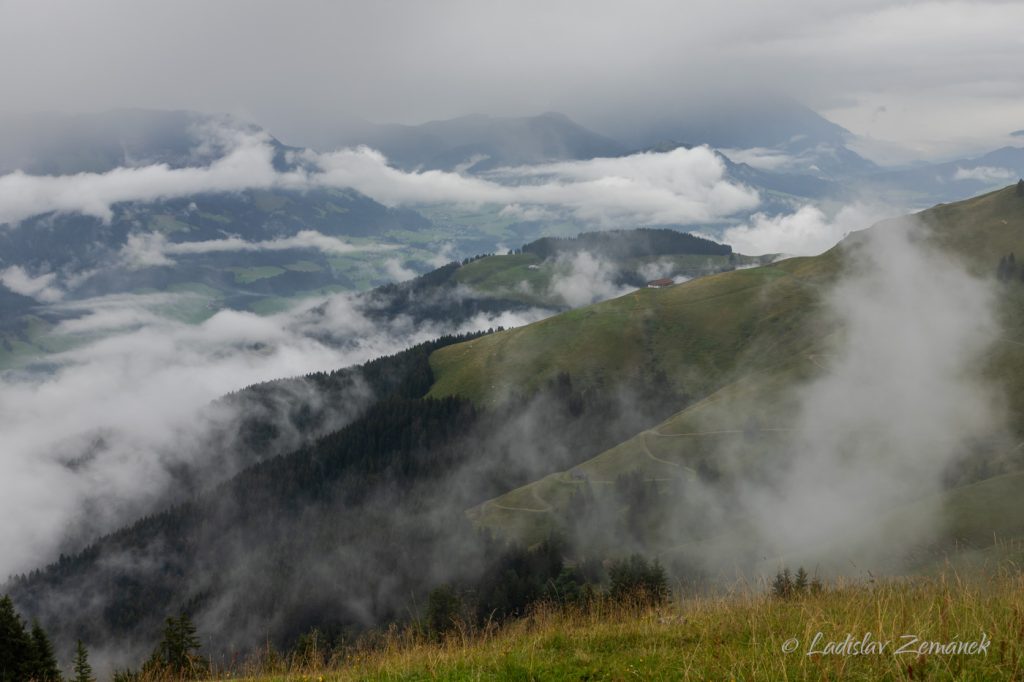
[637,258,690,283]
[0,130,285,225]
[0,289,551,578]
[547,251,634,307]
[953,165,1017,182]
[0,265,64,302]
[481,147,761,224]
[740,222,1004,569]
[720,147,795,171]
[382,257,417,282]
[0,127,760,229]
[720,203,891,256]
[426,242,457,268]
[119,230,378,269]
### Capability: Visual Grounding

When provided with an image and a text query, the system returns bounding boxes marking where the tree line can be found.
[521,228,731,260]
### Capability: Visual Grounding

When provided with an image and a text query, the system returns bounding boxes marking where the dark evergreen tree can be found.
[1017,178,1024,197]
[72,641,94,682]
[772,568,794,599]
[425,585,462,640]
[28,622,61,681]
[794,567,809,594]
[474,537,566,623]
[544,567,589,606]
[607,555,669,605]
[145,613,204,678]
[0,595,31,682]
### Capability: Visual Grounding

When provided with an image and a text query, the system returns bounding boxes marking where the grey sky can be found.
[0,0,1022,160]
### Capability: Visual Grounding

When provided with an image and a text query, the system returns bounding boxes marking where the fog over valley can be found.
[2,1,1024,679]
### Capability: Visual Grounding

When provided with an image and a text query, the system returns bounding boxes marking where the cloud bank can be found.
[547,251,634,307]
[742,222,1004,567]
[0,290,551,578]
[720,203,891,257]
[0,266,64,302]
[118,229,380,269]
[3,1,1024,157]
[954,166,1017,183]
[0,131,759,229]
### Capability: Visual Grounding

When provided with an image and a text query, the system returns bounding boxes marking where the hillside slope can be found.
[11,187,1024,668]
[435,185,1024,571]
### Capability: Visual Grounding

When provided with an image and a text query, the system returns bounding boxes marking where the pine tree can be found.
[145,613,205,678]
[794,567,809,594]
[72,641,94,682]
[772,568,793,598]
[1017,178,1024,197]
[608,554,670,605]
[28,622,61,682]
[0,595,32,682]
[425,585,462,640]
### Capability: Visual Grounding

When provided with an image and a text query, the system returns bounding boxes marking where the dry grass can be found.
[185,569,1024,681]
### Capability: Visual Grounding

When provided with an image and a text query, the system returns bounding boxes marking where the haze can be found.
[2,0,1023,161]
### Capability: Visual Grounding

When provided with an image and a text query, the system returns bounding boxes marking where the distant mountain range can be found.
[0,105,1021,330]
[0,109,297,175]
[862,145,1024,204]
[317,111,626,172]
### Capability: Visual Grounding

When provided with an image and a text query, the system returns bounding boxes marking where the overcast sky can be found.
[0,0,1022,160]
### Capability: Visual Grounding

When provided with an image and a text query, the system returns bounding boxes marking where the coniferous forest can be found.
[3,330,688,672]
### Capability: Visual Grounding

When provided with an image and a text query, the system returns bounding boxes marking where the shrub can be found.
[608,554,669,605]
[426,585,463,640]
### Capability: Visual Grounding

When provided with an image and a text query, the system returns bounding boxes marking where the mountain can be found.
[0,110,450,333]
[0,109,298,175]
[859,145,1024,205]
[359,228,751,319]
[0,186,433,365]
[9,187,1024,668]
[597,94,878,180]
[316,111,626,171]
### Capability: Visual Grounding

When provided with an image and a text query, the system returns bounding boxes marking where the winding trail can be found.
[640,430,694,474]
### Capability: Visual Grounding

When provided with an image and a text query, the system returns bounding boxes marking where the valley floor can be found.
[214,569,1023,681]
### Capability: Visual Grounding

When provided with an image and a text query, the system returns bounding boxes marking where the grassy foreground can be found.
[207,571,1023,681]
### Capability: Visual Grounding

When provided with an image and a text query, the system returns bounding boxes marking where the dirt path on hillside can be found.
[640,430,697,475]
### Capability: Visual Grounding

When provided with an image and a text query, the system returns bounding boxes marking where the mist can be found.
[0,129,759,229]
[671,219,1009,575]
[0,289,551,579]
[751,222,1003,567]
[3,1,1023,158]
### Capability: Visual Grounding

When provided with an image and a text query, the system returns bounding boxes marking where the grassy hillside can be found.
[0,226,751,370]
[450,250,760,307]
[431,186,1024,405]
[219,571,1024,681]
[430,252,835,404]
[430,185,1024,565]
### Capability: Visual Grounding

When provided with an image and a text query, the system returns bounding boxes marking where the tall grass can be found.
[178,569,1024,681]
